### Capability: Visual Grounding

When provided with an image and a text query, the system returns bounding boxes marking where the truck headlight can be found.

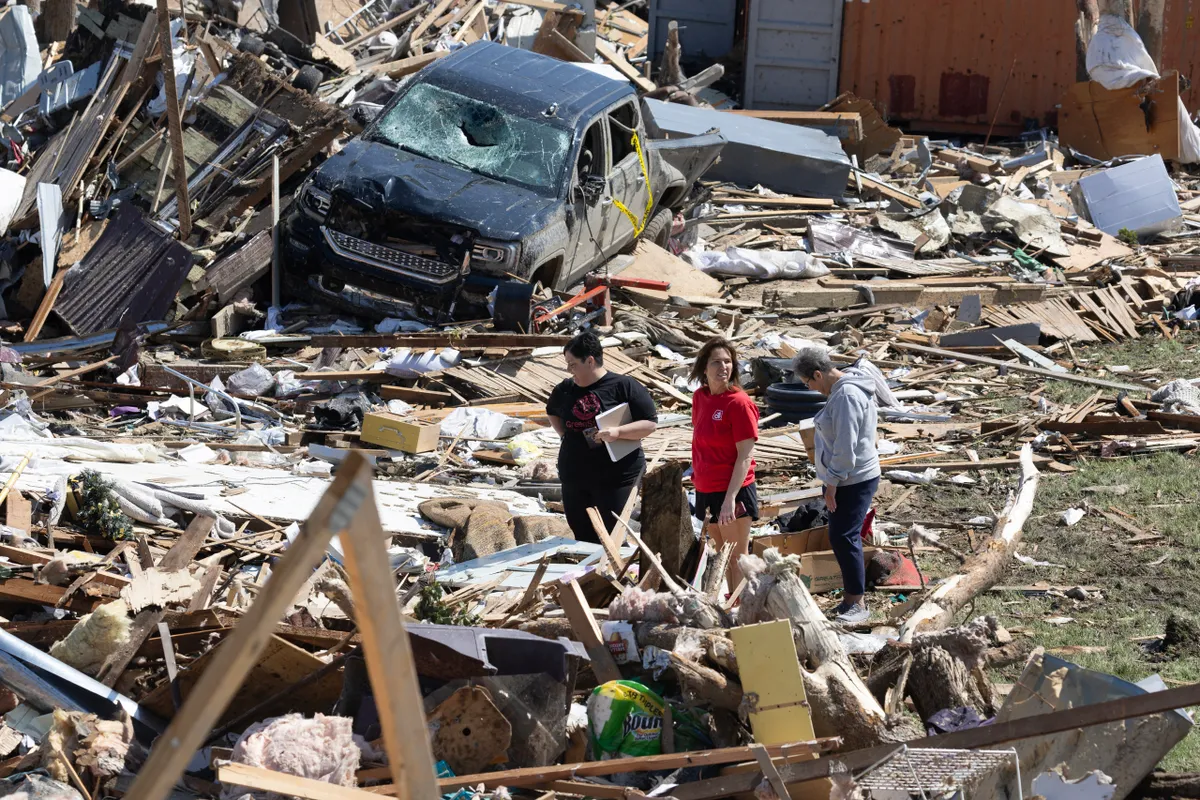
[301,182,332,221]
[471,240,519,271]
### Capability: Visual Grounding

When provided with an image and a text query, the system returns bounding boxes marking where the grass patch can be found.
[884,334,1200,768]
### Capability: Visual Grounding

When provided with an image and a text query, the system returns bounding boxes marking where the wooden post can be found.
[271,153,281,308]
[123,454,437,800]
[155,0,192,239]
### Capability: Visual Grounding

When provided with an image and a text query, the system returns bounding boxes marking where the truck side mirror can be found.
[581,174,606,205]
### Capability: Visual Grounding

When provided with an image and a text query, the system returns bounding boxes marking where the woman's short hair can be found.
[689,337,741,388]
[564,330,604,366]
[792,348,834,381]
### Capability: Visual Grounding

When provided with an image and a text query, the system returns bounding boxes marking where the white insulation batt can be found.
[222,714,362,800]
[4,458,544,540]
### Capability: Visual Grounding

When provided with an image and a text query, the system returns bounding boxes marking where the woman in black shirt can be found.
[546,331,658,543]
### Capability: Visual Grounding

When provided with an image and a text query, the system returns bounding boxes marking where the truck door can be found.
[603,99,652,255]
[565,118,611,285]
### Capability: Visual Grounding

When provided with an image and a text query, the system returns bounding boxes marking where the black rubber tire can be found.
[768,398,825,412]
[238,35,266,55]
[293,65,323,94]
[764,409,823,427]
[641,207,673,249]
[765,383,826,405]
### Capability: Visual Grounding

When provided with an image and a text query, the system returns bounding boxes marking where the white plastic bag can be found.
[686,247,830,280]
[1087,15,1200,163]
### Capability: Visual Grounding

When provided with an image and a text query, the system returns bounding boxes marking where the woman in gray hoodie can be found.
[792,348,881,624]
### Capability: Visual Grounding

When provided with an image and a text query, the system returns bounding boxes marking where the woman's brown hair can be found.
[689,337,742,389]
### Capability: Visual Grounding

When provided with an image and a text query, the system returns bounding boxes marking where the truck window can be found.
[608,102,638,167]
[578,120,605,182]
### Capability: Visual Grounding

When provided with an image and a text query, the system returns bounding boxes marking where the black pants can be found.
[561,478,638,544]
[828,477,879,597]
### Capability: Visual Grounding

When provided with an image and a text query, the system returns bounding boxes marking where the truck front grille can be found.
[322,227,460,285]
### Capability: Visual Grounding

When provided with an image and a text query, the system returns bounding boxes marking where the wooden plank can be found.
[891,342,1149,393]
[434,740,838,791]
[408,0,457,41]
[587,507,626,572]
[122,457,375,800]
[0,544,127,588]
[378,385,455,406]
[856,173,922,208]
[556,579,621,683]
[24,268,67,342]
[344,3,423,47]
[594,38,655,92]
[156,0,191,238]
[371,49,449,78]
[338,469,440,800]
[729,620,815,745]
[0,578,102,612]
[5,492,30,533]
[219,763,376,800]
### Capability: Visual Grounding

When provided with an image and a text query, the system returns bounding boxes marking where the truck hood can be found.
[314,138,559,240]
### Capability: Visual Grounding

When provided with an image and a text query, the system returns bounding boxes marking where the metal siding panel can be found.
[838,0,1078,133]
[744,0,844,109]
[647,0,737,62]
[1161,0,1200,109]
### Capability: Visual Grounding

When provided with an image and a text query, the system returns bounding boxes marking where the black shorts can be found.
[694,482,759,524]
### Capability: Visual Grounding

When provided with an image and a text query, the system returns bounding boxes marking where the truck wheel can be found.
[293,65,323,94]
[238,35,266,55]
[641,208,673,249]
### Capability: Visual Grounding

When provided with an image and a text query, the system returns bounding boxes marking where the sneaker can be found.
[832,601,869,625]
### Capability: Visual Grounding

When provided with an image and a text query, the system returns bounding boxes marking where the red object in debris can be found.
[860,507,876,541]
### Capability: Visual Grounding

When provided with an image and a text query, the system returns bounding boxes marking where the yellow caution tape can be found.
[611,130,655,236]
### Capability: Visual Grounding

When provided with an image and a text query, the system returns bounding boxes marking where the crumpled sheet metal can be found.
[56,204,192,336]
[410,624,587,683]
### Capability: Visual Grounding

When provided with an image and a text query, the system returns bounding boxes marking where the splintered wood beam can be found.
[124,454,437,800]
[556,579,622,683]
[122,462,372,800]
[155,0,191,238]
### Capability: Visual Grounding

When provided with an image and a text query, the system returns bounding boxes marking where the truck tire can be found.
[238,35,266,55]
[293,65,323,94]
[641,208,673,249]
[765,383,826,405]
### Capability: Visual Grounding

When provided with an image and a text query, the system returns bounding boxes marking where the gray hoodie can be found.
[813,366,881,488]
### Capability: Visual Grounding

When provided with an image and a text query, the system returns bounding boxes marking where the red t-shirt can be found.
[691,386,759,493]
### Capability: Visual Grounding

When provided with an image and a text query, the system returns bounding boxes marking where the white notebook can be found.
[595,402,639,462]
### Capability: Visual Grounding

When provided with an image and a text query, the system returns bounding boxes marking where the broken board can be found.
[141,634,344,723]
[1058,73,1180,162]
[614,241,724,306]
[429,686,512,775]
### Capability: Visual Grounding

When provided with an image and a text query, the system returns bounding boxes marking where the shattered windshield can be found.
[373,83,572,194]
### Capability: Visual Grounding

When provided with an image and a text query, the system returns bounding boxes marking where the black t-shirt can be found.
[546,372,658,485]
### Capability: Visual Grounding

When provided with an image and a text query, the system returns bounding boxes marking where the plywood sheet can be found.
[1059,73,1180,162]
[729,619,815,745]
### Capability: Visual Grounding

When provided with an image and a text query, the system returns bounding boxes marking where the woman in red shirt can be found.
[690,337,759,592]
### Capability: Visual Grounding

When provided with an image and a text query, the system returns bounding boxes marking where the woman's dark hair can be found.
[689,337,741,389]
[564,330,604,366]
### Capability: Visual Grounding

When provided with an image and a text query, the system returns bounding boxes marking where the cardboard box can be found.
[751,525,878,594]
[361,412,440,453]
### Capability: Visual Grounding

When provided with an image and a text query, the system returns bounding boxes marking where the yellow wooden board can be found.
[729,619,815,745]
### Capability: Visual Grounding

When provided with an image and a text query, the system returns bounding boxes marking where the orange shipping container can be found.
[837,0,1200,136]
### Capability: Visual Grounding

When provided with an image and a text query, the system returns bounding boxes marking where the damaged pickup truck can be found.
[282,41,724,321]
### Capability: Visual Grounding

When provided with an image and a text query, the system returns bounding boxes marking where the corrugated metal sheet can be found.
[647,0,737,62]
[838,0,1200,135]
[1160,0,1200,109]
[56,205,192,336]
[838,0,1079,134]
